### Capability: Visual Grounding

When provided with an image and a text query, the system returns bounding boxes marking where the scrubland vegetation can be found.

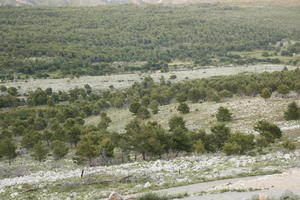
[0,2,299,79]
[1,1,300,199]
[1,68,300,167]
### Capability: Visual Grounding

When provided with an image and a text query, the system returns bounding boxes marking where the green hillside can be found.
[0,2,299,78]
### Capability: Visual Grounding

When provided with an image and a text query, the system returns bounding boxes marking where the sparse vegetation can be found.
[1,1,300,199]
[216,107,233,122]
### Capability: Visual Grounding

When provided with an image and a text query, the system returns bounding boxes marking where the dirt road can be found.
[109,168,300,200]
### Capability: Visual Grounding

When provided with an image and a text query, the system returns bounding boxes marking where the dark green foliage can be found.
[219,90,233,98]
[7,87,18,96]
[129,102,141,115]
[176,92,188,103]
[149,100,159,114]
[0,86,7,92]
[51,140,69,160]
[66,125,82,146]
[98,112,112,130]
[177,103,190,114]
[137,106,151,119]
[0,95,21,108]
[170,127,192,153]
[27,88,49,106]
[260,88,272,100]
[222,142,242,155]
[21,130,42,149]
[284,102,299,120]
[0,3,299,77]
[254,120,282,143]
[2,68,300,162]
[31,142,48,162]
[227,132,255,154]
[0,137,17,164]
[210,123,231,150]
[216,107,232,122]
[277,84,289,96]
[75,131,114,166]
[188,88,205,103]
[168,115,186,131]
[295,82,300,95]
[124,120,169,159]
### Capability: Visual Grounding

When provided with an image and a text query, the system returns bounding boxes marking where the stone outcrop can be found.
[108,192,124,200]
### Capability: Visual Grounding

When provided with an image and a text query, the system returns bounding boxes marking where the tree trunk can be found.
[81,168,84,178]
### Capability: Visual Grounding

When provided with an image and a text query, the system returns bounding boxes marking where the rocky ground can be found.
[0,64,295,94]
[0,149,300,199]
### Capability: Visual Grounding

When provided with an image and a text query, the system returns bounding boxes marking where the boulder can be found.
[108,192,123,200]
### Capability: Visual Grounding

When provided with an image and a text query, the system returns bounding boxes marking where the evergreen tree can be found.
[170,127,192,154]
[149,100,159,114]
[277,84,289,97]
[51,140,69,160]
[0,137,17,164]
[284,102,299,120]
[98,112,112,129]
[216,107,232,122]
[137,106,150,119]
[75,132,101,166]
[169,115,186,131]
[177,103,190,114]
[129,102,141,115]
[31,142,48,162]
[260,88,272,101]
[254,120,282,143]
[210,123,231,150]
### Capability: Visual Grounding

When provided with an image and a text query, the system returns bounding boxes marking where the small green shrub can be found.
[177,103,190,114]
[222,142,242,155]
[282,140,297,151]
[137,193,168,200]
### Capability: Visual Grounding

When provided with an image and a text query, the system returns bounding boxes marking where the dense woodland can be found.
[0,69,299,165]
[0,3,300,78]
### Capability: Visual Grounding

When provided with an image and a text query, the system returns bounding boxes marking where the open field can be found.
[0,64,296,94]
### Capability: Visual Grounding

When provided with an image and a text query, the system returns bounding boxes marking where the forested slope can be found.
[0,2,300,77]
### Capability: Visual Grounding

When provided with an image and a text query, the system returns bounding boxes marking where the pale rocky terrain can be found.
[1,150,300,199]
[1,64,296,94]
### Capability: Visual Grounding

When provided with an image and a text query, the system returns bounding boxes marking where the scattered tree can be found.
[261,88,272,101]
[31,142,48,162]
[254,120,282,143]
[216,107,232,122]
[169,115,186,131]
[284,102,299,120]
[210,123,231,150]
[177,103,190,114]
[51,140,69,160]
[0,137,17,164]
[98,112,112,129]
